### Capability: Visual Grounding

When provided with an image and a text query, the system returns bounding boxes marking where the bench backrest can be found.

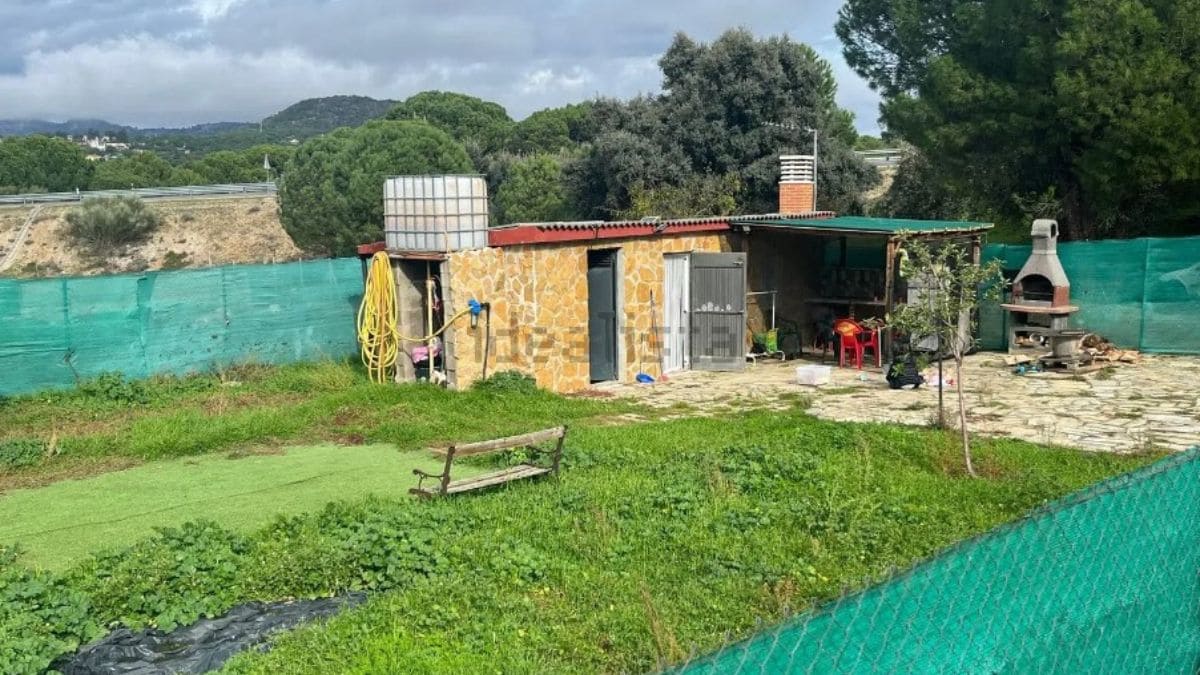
[446,426,566,458]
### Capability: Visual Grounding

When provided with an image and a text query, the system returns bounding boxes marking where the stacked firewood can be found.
[1080,334,1141,363]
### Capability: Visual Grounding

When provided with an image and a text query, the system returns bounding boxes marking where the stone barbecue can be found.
[1001,219,1085,364]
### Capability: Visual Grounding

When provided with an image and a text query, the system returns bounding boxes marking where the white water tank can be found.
[383,175,489,251]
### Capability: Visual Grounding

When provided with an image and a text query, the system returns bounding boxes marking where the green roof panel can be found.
[734,215,993,235]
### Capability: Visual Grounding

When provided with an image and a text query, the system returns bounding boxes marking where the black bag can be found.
[887,353,925,390]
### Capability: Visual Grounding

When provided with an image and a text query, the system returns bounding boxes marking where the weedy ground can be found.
[0,362,1157,674]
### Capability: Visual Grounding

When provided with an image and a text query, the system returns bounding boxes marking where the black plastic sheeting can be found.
[54,593,366,675]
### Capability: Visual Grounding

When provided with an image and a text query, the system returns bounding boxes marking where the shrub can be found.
[65,196,162,256]
[160,250,189,270]
[77,372,149,405]
[314,500,452,592]
[471,370,538,395]
[71,522,250,631]
[0,546,98,675]
[0,439,46,469]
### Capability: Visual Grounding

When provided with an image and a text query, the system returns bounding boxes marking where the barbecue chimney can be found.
[1011,219,1070,307]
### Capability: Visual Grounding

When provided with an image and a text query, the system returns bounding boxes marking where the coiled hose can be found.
[356,252,472,383]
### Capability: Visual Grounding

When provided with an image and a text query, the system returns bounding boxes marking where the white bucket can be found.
[795,365,832,387]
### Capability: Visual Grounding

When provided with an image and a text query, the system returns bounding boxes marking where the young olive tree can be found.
[887,236,1005,477]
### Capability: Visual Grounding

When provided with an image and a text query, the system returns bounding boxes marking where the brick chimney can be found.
[779,155,816,213]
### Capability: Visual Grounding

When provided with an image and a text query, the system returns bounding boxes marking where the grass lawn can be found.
[0,361,621,492]
[0,363,1159,673]
[0,444,477,571]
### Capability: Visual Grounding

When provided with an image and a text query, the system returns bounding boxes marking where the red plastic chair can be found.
[833,319,882,369]
[833,319,865,369]
[858,324,882,368]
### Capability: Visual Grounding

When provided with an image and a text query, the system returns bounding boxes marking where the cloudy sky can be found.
[0,0,882,132]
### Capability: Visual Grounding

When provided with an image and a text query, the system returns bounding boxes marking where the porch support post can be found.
[884,236,897,362]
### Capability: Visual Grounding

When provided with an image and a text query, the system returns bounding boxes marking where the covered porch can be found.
[733,216,993,363]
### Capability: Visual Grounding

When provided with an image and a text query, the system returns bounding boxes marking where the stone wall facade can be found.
[444,233,734,392]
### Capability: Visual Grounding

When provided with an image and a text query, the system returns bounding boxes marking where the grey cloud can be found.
[0,0,882,132]
[0,0,191,68]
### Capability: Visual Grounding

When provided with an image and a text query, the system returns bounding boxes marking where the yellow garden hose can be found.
[356,252,474,383]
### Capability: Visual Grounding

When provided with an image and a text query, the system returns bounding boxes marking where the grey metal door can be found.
[587,250,619,382]
[690,252,747,371]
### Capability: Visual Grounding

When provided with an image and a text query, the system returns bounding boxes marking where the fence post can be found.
[1137,239,1151,351]
[136,275,153,380]
[60,278,72,383]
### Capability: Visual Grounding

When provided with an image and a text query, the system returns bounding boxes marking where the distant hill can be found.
[260,95,398,137]
[0,118,252,138]
[131,96,400,159]
[0,95,395,141]
[0,96,400,161]
[137,121,255,137]
[0,118,134,137]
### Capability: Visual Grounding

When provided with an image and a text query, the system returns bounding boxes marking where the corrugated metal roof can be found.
[488,212,836,247]
[733,215,993,235]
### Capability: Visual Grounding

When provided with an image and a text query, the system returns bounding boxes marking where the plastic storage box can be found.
[795,365,832,386]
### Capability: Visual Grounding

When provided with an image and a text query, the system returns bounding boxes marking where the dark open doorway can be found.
[587,249,619,383]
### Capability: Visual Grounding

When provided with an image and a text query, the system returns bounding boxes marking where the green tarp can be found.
[0,259,363,396]
[677,449,1200,674]
[979,236,1200,354]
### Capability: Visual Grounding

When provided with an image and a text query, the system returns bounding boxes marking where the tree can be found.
[618,173,741,220]
[279,120,473,255]
[565,126,689,219]
[387,91,514,157]
[872,150,981,222]
[657,29,875,213]
[565,30,878,218]
[836,0,960,98]
[185,145,292,184]
[837,0,1200,239]
[506,102,599,154]
[494,154,573,224]
[89,153,176,189]
[65,196,162,257]
[854,135,888,151]
[0,135,93,193]
[506,111,571,155]
[886,237,1005,477]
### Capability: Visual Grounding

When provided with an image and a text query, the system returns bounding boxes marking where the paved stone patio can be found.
[600,354,1200,453]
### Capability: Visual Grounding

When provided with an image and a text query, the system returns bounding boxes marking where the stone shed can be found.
[358,162,992,393]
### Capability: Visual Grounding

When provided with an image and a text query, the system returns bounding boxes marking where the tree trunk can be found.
[1059,181,1094,241]
[954,356,976,477]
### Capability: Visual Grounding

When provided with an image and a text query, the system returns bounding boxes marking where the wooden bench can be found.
[410,426,566,498]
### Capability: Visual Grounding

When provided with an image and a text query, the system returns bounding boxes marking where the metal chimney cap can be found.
[1031,219,1059,239]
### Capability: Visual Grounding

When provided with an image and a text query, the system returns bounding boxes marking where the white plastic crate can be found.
[795,365,832,387]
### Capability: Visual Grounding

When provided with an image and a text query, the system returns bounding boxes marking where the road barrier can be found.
[0,182,277,206]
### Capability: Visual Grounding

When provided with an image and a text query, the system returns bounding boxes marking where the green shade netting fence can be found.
[979,236,1200,353]
[676,448,1200,674]
[0,259,363,396]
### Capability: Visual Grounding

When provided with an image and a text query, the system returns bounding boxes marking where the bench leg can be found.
[439,447,456,495]
[551,428,565,476]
